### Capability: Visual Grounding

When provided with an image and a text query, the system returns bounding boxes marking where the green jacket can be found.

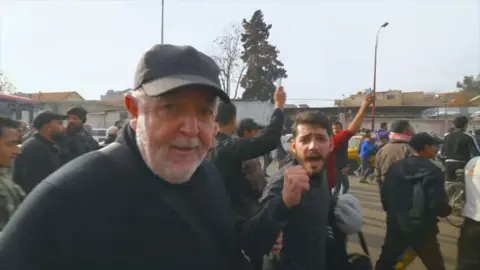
[0,167,25,230]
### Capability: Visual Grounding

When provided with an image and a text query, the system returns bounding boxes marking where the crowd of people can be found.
[0,43,477,270]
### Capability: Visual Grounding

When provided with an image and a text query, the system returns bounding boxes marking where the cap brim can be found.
[142,74,230,103]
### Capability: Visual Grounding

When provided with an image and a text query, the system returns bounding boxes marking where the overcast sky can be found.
[0,0,479,106]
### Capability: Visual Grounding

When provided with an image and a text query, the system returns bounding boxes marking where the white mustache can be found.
[170,138,201,148]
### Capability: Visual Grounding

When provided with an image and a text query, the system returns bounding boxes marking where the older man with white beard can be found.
[0,45,288,270]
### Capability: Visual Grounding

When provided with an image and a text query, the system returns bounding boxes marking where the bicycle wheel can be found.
[445,182,465,228]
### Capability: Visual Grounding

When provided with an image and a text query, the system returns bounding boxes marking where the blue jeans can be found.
[333,173,350,196]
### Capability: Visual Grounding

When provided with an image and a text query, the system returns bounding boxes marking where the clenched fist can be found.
[282,166,310,208]
[360,94,374,110]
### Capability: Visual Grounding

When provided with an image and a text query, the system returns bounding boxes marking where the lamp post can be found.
[371,22,389,131]
[161,0,165,44]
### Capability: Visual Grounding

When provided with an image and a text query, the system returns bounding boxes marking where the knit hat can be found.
[334,194,363,235]
[66,106,87,123]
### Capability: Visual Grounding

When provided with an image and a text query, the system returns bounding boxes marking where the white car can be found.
[92,128,107,143]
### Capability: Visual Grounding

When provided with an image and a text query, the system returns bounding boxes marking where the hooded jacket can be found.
[259,159,331,270]
[381,156,451,234]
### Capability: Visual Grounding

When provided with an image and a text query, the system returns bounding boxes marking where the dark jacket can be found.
[442,128,480,163]
[13,134,64,194]
[0,126,255,270]
[60,130,99,163]
[212,108,284,217]
[258,159,331,270]
[381,156,451,235]
[334,135,348,171]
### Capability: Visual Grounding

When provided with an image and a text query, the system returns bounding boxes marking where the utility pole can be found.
[161,0,165,44]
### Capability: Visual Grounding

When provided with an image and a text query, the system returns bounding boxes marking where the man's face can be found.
[127,88,216,184]
[47,120,66,139]
[0,128,20,167]
[424,144,438,159]
[332,124,342,136]
[67,115,83,133]
[18,121,27,137]
[292,124,333,174]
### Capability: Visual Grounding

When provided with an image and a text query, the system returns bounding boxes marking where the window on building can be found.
[386,95,395,100]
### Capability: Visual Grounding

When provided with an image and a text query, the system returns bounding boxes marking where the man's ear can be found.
[125,94,139,118]
[291,141,296,153]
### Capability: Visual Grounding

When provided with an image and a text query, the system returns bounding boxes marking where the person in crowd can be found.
[114,120,124,129]
[60,106,99,162]
[12,111,67,194]
[102,126,119,146]
[458,156,480,270]
[275,128,290,170]
[377,132,450,270]
[212,89,285,218]
[325,95,374,190]
[0,44,286,269]
[377,134,389,150]
[374,120,416,186]
[376,122,389,143]
[359,136,378,184]
[212,89,285,270]
[0,117,23,231]
[332,121,350,195]
[257,111,336,270]
[442,116,480,182]
[354,129,373,176]
[474,129,480,146]
[17,120,28,143]
[236,118,269,201]
[373,120,417,268]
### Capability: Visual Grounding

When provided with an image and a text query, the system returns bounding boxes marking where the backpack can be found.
[386,165,429,235]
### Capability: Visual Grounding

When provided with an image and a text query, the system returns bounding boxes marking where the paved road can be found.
[346,177,459,270]
[265,164,459,269]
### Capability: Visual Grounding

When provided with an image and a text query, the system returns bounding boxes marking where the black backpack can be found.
[395,168,429,234]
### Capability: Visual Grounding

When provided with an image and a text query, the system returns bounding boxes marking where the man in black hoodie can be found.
[257,111,334,270]
[376,132,451,270]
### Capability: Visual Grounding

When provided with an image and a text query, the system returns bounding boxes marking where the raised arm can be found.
[333,94,373,149]
[225,87,286,162]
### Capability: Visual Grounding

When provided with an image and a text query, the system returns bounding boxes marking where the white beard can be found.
[135,117,203,184]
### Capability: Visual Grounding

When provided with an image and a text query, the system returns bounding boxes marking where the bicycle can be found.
[445,169,465,228]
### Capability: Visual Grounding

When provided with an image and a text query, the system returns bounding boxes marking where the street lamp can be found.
[371,22,389,131]
[161,0,165,44]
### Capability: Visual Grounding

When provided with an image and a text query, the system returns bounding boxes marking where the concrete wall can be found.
[345,118,480,136]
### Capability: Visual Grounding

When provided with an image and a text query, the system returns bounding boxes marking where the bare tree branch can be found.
[233,64,247,99]
[0,72,16,94]
[211,23,245,98]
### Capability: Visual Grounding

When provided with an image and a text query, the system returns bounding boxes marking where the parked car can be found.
[91,128,107,143]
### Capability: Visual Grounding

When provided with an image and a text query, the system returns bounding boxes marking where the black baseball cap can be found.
[237,118,265,137]
[134,44,230,103]
[33,111,67,129]
[409,132,443,152]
